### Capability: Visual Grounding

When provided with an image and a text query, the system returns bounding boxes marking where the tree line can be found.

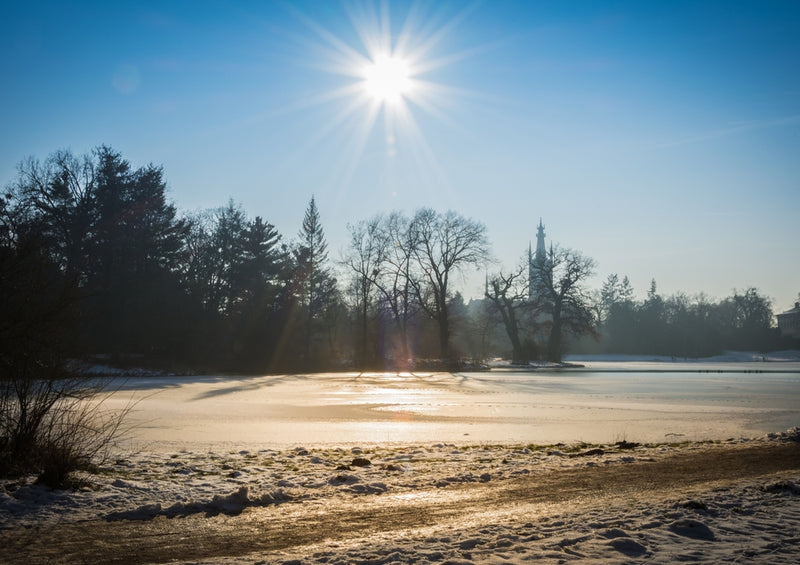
[588,276,795,358]
[2,146,797,375]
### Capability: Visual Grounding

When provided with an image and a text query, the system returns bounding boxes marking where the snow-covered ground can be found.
[2,432,799,564]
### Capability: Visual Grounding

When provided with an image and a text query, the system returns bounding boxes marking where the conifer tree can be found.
[295,196,337,365]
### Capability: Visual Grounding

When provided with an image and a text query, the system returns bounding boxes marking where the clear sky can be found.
[2,1,799,311]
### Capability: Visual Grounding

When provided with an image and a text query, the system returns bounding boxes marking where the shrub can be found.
[1,370,133,488]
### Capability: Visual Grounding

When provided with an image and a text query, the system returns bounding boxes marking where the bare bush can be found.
[0,370,134,488]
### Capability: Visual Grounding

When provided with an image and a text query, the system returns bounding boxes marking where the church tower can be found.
[535,218,546,265]
[529,218,549,299]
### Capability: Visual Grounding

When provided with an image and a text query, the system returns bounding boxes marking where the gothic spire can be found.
[535,218,546,262]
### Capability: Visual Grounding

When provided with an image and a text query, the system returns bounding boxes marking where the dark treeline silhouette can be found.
[577,276,798,358]
[2,147,797,373]
[0,147,493,371]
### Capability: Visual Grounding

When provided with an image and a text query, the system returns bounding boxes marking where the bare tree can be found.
[532,246,597,362]
[341,217,387,367]
[372,212,422,366]
[485,258,540,363]
[411,209,490,360]
[10,151,96,279]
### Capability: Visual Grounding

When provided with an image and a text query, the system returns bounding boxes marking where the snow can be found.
[1,432,797,529]
[2,434,800,563]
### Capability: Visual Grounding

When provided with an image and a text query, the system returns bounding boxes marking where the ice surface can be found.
[100,358,800,452]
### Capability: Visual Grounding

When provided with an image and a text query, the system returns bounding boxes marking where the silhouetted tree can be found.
[532,247,597,362]
[231,216,290,369]
[724,288,774,351]
[341,217,387,367]
[485,259,537,363]
[9,150,96,279]
[410,209,490,360]
[204,201,249,316]
[635,279,665,354]
[177,202,290,368]
[80,147,189,358]
[599,273,637,353]
[179,210,216,308]
[294,197,338,368]
[373,212,421,367]
[599,274,633,324]
[7,147,189,359]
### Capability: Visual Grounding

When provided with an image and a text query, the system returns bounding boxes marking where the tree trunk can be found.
[548,301,563,362]
[360,285,368,367]
[506,295,526,363]
[438,299,450,360]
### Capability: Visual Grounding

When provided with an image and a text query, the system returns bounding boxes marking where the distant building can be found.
[526,219,554,350]
[528,218,552,300]
[777,302,800,338]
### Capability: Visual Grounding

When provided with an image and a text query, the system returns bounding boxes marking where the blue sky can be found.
[2,1,799,311]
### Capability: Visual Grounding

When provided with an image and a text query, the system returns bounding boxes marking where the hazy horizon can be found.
[2,0,798,309]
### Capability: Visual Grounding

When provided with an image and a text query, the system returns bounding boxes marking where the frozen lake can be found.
[109,363,800,452]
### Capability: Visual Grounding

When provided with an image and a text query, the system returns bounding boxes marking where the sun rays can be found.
[287,1,474,191]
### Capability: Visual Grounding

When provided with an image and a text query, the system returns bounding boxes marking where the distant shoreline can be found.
[85,348,800,379]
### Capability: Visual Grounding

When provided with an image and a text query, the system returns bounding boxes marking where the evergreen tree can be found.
[232,215,290,369]
[177,202,290,368]
[209,200,249,316]
[294,196,337,367]
[599,273,636,353]
[6,146,189,359]
[84,147,189,357]
[638,279,665,353]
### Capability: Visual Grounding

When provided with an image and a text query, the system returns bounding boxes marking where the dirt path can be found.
[2,442,799,564]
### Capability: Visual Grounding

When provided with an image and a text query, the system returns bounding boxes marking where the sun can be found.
[362,53,413,105]
[289,1,476,187]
